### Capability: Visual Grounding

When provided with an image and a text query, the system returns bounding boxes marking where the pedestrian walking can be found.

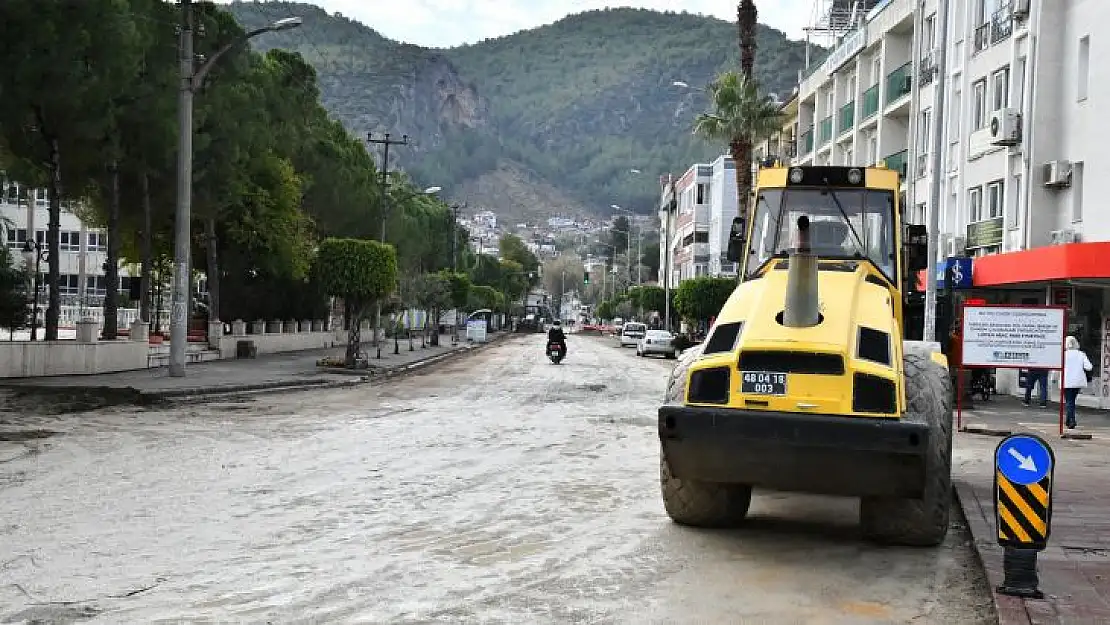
[1022,366,1049,408]
[1062,335,1094,430]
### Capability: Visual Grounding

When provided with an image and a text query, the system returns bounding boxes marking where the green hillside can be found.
[227,2,819,219]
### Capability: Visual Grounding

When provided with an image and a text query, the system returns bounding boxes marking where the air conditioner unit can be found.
[989,108,1021,146]
[1050,229,1079,245]
[946,235,966,257]
[1043,160,1072,188]
[1012,0,1030,18]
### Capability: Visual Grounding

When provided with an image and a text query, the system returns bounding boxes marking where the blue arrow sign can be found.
[996,435,1053,485]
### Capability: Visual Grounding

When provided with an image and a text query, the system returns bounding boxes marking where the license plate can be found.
[740,371,787,396]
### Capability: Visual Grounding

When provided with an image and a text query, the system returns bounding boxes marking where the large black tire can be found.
[660,450,753,527]
[658,341,752,527]
[860,344,953,546]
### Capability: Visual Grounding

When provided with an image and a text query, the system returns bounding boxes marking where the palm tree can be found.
[693,70,783,229]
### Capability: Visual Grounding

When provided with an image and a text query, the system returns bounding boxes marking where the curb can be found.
[960,423,1014,437]
[953,480,1054,624]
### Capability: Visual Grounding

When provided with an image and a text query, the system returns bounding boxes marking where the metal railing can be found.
[919,50,938,86]
[799,128,814,155]
[861,84,880,119]
[991,3,1013,44]
[838,101,855,134]
[883,150,909,178]
[885,62,913,104]
[818,116,834,146]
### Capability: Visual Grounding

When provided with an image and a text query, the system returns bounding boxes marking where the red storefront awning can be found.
[972,242,1110,286]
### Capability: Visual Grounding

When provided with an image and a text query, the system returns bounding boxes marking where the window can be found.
[868,135,879,164]
[1015,57,1027,109]
[950,88,962,138]
[86,276,107,296]
[1009,174,1022,226]
[696,183,707,204]
[694,231,709,243]
[1071,162,1084,222]
[972,79,988,129]
[5,227,27,249]
[919,108,932,147]
[847,73,856,97]
[1078,36,1090,102]
[968,186,984,222]
[59,231,81,251]
[912,203,926,225]
[87,232,107,252]
[986,180,1004,218]
[923,13,937,53]
[872,56,882,85]
[991,67,1010,110]
[34,189,47,206]
[58,274,79,296]
[825,90,834,114]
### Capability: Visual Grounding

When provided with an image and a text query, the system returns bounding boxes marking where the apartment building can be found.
[658,164,712,289]
[1,181,138,308]
[791,0,1110,406]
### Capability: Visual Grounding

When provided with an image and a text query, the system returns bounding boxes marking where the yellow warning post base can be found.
[997,547,1044,599]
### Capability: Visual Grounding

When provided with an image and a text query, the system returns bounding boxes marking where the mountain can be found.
[226,2,819,222]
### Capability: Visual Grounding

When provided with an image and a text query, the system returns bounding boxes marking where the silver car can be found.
[619,322,646,347]
[637,329,677,358]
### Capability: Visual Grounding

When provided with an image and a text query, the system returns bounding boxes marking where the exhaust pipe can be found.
[782,215,820,328]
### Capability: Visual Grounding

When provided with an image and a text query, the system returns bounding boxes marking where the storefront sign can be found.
[961,305,1066,369]
[966,216,1004,249]
[824,26,867,74]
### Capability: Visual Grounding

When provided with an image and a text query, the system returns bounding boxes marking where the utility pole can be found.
[923,0,950,343]
[170,0,195,377]
[663,178,676,331]
[450,203,460,271]
[367,132,408,359]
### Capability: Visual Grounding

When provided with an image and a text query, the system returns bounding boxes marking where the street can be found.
[1,334,995,624]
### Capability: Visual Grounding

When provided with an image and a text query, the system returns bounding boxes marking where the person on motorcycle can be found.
[548,320,567,358]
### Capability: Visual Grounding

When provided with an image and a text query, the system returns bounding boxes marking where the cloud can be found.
[216,0,815,48]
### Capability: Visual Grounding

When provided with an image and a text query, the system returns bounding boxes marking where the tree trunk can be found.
[102,160,121,339]
[45,138,62,341]
[731,139,753,230]
[140,169,153,323]
[738,0,758,79]
[205,217,220,324]
[345,301,362,367]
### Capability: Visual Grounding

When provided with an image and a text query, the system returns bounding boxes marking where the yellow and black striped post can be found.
[993,433,1055,599]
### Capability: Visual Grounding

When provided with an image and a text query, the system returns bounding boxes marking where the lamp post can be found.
[169,1,302,377]
[21,241,47,341]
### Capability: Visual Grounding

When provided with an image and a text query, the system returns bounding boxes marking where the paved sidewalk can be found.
[0,333,510,407]
[953,395,1110,624]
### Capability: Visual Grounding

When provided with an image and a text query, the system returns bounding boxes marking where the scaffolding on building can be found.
[802,0,885,71]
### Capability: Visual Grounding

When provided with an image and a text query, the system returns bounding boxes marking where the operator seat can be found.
[807,219,851,256]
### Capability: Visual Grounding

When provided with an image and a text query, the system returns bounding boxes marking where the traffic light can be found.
[583,271,590,284]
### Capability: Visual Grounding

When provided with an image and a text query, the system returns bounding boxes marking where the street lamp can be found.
[21,241,47,341]
[169,2,302,377]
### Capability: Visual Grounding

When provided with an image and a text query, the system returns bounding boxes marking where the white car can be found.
[637,329,677,358]
[619,322,646,347]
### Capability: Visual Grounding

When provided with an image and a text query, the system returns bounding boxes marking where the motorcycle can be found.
[547,341,565,364]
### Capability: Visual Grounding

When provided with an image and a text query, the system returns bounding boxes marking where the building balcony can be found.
[838,101,855,135]
[885,62,912,104]
[861,85,880,120]
[883,149,909,178]
[799,127,815,155]
[818,116,834,146]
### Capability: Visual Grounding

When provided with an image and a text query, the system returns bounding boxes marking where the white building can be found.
[706,155,741,278]
[792,0,1110,406]
[1,181,139,324]
[658,164,712,289]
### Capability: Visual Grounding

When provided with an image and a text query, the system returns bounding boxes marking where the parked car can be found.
[637,329,677,358]
[619,322,647,347]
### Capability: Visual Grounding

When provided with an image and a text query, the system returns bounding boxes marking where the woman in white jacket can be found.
[1063,335,1094,430]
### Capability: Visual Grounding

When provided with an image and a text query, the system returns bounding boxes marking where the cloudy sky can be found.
[221,1,817,47]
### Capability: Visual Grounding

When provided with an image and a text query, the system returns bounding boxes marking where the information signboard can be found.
[961,305,1066,369]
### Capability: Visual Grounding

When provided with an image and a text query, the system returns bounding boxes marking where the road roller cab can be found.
[657,164,954,546]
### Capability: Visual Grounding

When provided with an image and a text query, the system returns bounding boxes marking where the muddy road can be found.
[0,334,994,623]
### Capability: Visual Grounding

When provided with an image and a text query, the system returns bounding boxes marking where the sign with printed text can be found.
[961,305,1066,369]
